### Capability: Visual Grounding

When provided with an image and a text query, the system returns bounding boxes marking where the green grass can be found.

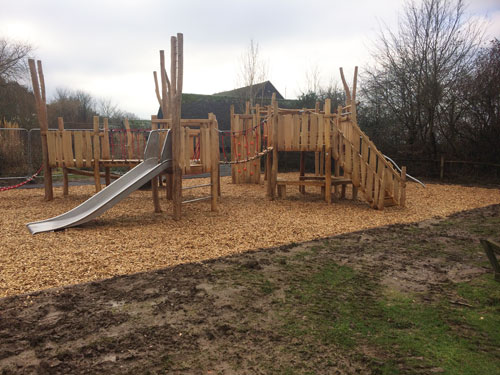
[277,261,500,375]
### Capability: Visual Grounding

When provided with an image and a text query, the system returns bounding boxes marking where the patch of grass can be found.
[277,262,500,375]
[468,218,500,237]
[454,275,500,348]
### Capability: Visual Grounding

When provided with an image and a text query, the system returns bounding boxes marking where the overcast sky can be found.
[1,0,499,118]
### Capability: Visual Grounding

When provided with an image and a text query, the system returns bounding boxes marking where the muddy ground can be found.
[1,205,499,374]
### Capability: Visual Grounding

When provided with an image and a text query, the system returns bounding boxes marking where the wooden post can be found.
[325,116,332,203]
[58,117,69,196]
[266,151,272,198]
[230,104,236,184]
[400,166,407,207]
[480,240,500,281]
[93,116,102,192]
[351,66,358,124]
[270,94,278,199]
[149,118,161,212]
[334,105,342,198]
[170,34,183,220]
[299,152,306,194]
[209,114,219,211]
[103,118,111,186]
[28,59,53,201]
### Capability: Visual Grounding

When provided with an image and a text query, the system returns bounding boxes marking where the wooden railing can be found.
[230,99,407,209]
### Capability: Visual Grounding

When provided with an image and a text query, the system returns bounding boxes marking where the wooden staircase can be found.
[332,106,406,210]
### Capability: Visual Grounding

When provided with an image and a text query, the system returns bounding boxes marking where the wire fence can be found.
[391,157,500,184]
[2,127,499,185]
[0,128,42,180]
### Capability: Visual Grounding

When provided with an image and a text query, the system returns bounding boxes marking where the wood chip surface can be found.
[1,173,499,298]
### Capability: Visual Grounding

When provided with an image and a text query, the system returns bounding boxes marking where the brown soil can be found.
[0,204,498,374]
[1,174,499,297]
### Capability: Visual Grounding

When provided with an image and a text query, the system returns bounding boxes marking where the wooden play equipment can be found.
[152,34,219,219]
[29,33,219,220]
[230,68,407,209]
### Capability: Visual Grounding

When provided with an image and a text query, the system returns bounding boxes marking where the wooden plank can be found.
[377,167,387,210]
[244,118,251,182]
[84,131,92,168]
[309,114,318,151]
[101,118,111,159]
[210,119,219,211]
[317,114,324,150]
[271,96,278,198]
[480,240,500,281]
[45,132,56,167]
[93,116,101,192]
[248,115,258,183]
[325,114,332,204]
[344,138,352,174]
[300,113,308,151]
[352,145,360,187]
[181,126,188,173]
[338,134,345,169]
[393,173,400,205]
[55,130,63,168]
[292,114,300,150]
[366,166,374,203]
[278,114,286,151]
[360,160,367,189]
[400,166,407,207]
[62,131,74,167]
[332,128,339,160]
[74,131,84,168]
[230,108,236,183]
[233,115,241,184]
[373,162,381,208]
[284,114,293,151]
[124,119,133,160]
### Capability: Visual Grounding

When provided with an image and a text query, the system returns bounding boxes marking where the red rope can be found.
[0,166,43,192]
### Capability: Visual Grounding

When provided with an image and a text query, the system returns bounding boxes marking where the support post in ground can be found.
[170,34,184,220]
[324,100,332,203]
[28,59,53,201]
[93,116,101,192]
[209,113,219,212]
[480,239,500,282]
[57,117,69,196]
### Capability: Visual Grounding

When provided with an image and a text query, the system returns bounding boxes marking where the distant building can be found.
[213,81,284,100]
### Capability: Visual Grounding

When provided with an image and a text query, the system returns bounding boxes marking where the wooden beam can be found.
[400,166,407,207]
[271,93,278,199]
[480,240,500,281]
[93,116,101,192]
[209,113,219,212]
[28,59,53,201]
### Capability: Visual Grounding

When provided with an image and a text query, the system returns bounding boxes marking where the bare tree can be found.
[238,39,268,106]
[0,38,33,83]
[363,0,484,157]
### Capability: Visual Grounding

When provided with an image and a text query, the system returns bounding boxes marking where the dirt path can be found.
[1,205,499,374]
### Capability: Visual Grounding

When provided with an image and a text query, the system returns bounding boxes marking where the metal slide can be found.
[27,130,172,235]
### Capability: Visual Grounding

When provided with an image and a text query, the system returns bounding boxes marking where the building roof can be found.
[213,81,284,100]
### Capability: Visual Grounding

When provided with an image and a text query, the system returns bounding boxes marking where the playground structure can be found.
[25,33,408,234]
[230,69,407,209]
[28,33,220,228]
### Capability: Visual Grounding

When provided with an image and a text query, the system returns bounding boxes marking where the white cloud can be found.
[1,0,497,118]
